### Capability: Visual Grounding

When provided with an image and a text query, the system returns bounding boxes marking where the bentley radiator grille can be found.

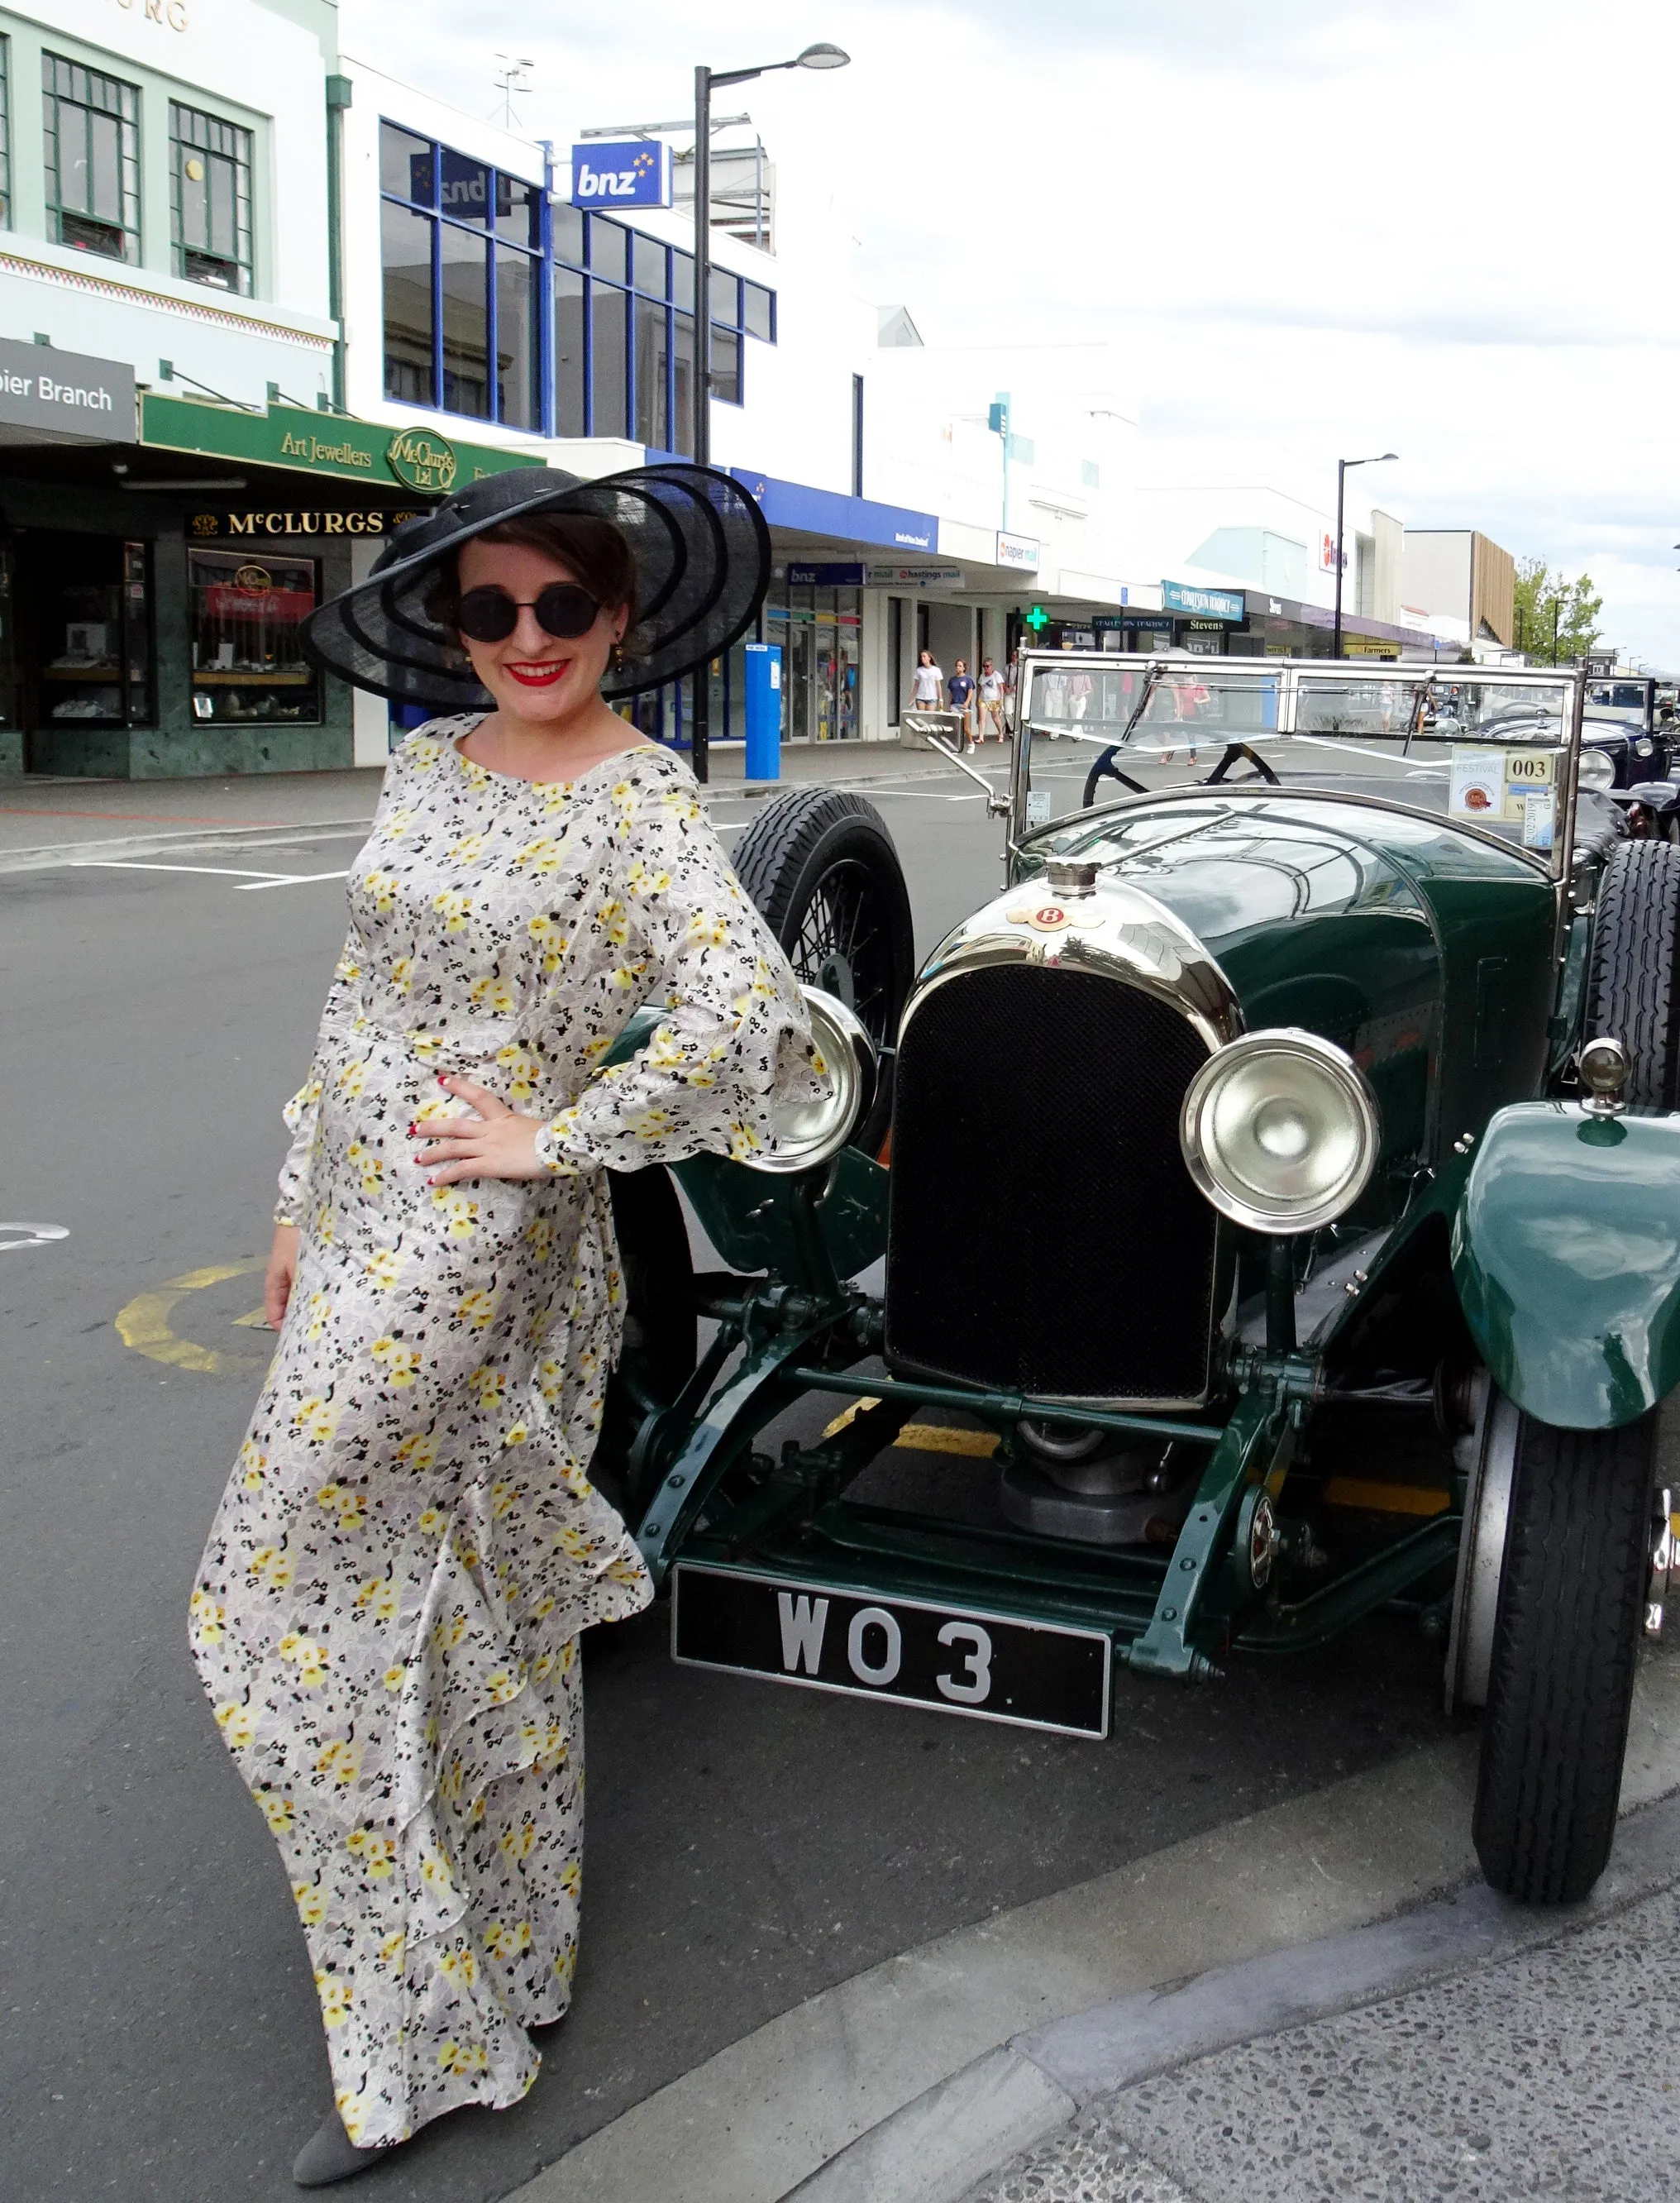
[885,964,1219,1403]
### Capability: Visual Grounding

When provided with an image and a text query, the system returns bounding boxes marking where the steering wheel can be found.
[1082,746,1148,807]
[1203,742,1281,787]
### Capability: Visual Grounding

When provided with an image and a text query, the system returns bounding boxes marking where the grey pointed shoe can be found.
[292,2110,396,2187]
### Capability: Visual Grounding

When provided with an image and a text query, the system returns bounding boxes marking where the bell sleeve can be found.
[274,930,365,1226]
[532,768,829,1175]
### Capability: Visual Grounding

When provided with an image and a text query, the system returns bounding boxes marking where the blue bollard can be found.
[744,642,782,781]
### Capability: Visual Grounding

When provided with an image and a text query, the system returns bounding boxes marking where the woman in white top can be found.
[976,659,1006,744]
[910,649,943,708]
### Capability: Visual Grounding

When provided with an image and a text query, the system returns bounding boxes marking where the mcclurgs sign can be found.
[189,509,422,541]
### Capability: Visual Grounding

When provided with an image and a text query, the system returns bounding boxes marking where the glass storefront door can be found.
[764,573,863,739]
[21,530,153,769]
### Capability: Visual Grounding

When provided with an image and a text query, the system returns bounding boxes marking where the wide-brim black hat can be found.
[301,461,771,710]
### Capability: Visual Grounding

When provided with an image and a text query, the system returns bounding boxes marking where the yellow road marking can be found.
[115,1258,269,1374]
[232,1305,272,1329]
[898,1423,1000,1457]
[1323,1477,1450,1517]
[820,1398,999,1457]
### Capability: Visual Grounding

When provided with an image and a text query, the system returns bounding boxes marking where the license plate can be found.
[671,1564,1111,1739]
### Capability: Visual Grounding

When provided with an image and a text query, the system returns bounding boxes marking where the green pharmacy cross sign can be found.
[139,395,543,495]
[1023,605,1051,634]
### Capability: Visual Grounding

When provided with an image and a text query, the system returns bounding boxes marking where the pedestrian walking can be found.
[977,658,1006,743]
[189,465,826,2188]
[910,648,943,710]
[947,657,976,750]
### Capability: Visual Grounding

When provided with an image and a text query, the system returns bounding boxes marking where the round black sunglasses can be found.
[456,582,602,644]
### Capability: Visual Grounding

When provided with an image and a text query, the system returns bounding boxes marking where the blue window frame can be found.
[552,208,775,447]
[379,121,543,432]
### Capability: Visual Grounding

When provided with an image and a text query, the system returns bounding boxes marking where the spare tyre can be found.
[732,787,915,1153]
[1585,839,1680,1107]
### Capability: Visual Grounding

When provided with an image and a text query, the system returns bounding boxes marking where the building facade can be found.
[0,7,1476,781]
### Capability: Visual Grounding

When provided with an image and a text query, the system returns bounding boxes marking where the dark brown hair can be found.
[425,511,637,634]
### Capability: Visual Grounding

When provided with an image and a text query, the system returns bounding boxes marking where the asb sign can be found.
[1161,578,1245,622]
[570,141,672,210]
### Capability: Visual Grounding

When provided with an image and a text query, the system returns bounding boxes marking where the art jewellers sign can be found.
[141,396,542,493]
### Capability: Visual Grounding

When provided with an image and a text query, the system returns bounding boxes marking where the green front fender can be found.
[1451,1101,1680,1428]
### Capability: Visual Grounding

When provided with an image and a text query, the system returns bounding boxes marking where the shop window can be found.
[587,217,628,285]
[0,40,12,228]
[632,231,666,295]
[378,120,539,432]
[31,534,151,734]
[42,54,139,264]
[709,327,740,406]
[554,265,585,437]
[439,221,490,418]
[554,210,776,436]
[671,309,694,456]
[743,281,774,342]
[169,103,253,295]
[589,283,628,439]
[633,295,668,449]
[189,550,321,725]
[763,579,861,741]
[494,244,537,429]
[381,200,434,406]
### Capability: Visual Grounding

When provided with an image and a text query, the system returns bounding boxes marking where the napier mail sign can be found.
[0,337,135,441]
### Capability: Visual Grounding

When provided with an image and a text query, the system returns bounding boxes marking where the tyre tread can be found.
[1473,1412,1655,1902]
[1585,839,1680,1107]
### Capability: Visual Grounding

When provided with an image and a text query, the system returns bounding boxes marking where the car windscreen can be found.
[1022,664,1575,872]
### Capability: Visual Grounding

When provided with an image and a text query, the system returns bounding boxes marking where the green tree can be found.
[1513,556,1603,663]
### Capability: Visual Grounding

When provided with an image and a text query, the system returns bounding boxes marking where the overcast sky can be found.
[348,0,1680,665]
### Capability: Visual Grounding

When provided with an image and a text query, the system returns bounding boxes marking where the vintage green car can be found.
[594,652,1680,1907]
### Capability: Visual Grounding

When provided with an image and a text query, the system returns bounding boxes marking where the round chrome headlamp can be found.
[1179,1028,1380,1234]
[1578,748,1616,794]
[743,986,876,1174]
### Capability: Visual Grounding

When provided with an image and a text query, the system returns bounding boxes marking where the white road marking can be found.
[0,1221,69,1254]
[74,859,294,882]
[234,869,351,891]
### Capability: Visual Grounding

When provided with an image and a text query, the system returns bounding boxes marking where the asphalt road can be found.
[1,757,1457,2203]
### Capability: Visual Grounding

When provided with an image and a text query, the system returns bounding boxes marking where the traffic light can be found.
[1023,604,1050,634]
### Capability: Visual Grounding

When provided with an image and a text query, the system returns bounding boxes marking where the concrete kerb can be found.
[515,1643,1680,2203]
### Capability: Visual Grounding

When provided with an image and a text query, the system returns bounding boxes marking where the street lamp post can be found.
[1331,452,1397,661]
[690,41,848,782]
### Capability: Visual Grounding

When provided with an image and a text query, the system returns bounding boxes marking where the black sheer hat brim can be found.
[300,462,771,710]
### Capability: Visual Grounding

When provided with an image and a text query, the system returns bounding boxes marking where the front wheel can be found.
[1472,1407,1657,1903]
[732,787,915,1154]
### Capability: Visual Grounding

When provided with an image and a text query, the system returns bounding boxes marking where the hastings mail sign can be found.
[570,141,672,209]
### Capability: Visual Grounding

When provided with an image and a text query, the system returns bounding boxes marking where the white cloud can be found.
[345,0,1680,664]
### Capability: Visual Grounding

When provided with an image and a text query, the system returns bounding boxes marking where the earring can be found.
[610,640,626,671]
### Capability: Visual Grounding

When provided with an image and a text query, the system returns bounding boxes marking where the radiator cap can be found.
[1044,858,1100,899]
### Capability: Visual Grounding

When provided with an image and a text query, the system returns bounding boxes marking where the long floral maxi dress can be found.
[190,724,825,2147]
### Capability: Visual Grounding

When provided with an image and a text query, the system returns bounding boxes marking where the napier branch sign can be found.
[0,337,134,441]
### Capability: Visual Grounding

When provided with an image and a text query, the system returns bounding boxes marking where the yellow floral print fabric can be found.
[192,726,825,2146]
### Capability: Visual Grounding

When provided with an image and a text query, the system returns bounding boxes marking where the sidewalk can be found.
[966,1855,1680,2202]
[0,738,976,868]
[511,1642,1680,2203]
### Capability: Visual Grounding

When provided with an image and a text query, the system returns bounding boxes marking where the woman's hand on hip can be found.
[265,1223,300,1329]
[414,1074,546,1183]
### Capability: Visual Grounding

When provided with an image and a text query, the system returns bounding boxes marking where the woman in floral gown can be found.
[189,466,822,2186]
